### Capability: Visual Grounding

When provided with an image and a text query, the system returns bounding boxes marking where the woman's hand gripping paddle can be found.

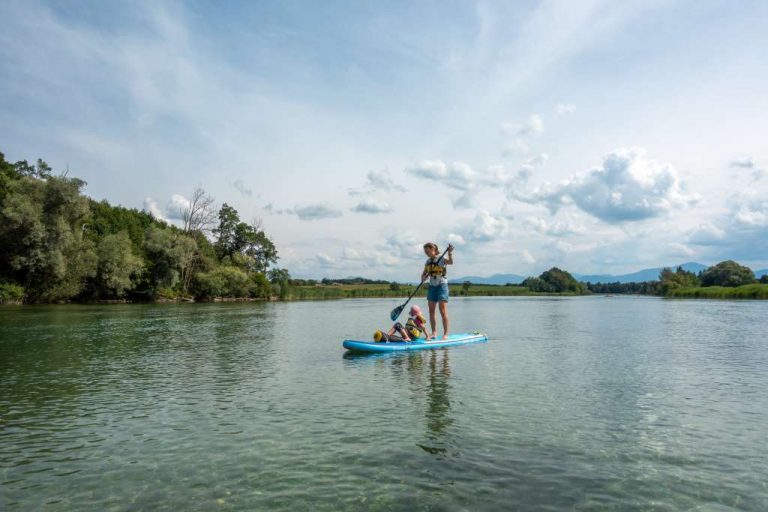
[390,244,452,321]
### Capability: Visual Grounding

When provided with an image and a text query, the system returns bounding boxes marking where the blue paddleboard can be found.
[342,333,488,353]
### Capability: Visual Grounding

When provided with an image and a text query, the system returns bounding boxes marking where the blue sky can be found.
[1,0,767,279]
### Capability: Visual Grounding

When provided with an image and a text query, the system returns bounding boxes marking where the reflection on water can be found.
[344,349,455,457]
[3,297,768,511]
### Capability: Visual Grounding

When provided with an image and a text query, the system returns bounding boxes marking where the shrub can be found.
[700,260,755,287]
[0,282,25,303]
[191,266,250,298]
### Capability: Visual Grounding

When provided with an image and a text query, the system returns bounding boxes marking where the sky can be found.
[1,0,767,280]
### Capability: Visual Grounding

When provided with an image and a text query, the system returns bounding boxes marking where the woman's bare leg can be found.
[439,301,449,339]
[428,301,437,340]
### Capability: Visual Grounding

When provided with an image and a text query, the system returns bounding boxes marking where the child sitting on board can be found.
[374,305,428,342]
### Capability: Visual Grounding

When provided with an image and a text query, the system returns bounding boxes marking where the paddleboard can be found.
[343,332,488,353]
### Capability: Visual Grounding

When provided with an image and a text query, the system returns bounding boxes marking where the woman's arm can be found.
[445,245,454,265]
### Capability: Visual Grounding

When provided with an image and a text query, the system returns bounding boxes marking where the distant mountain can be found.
[449,273,525,285]
[573,262,708,284]
[449,263,767,286]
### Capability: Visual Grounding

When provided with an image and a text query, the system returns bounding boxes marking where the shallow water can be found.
[1,296,767,511]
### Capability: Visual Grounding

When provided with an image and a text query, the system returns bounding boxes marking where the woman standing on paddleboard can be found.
[422,242,453,340]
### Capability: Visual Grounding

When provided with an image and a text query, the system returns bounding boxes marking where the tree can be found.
[214,203,241,259]
[268,268,291,299]
[143,226,199,293]
[760,274,768,284]
[181,188,216,233]
[214,205,278,273]
[462,281,471,295]
[524,267,585,294]
[0,173,97,301]
[700,260,755,287]
[659,266,700,295]
[95,231,143,297]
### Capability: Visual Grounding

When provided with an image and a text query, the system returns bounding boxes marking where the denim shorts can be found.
[427,283,449,302]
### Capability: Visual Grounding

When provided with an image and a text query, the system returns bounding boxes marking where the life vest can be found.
[405,314,427,338]
[425,258,446,279]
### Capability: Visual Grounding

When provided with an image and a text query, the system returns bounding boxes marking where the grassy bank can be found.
[282,283,560,300]
[667,283,768,299]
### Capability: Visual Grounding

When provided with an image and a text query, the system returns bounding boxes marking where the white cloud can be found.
[689,223,726,246]
[733,200,768,228]
[729,158,755,169]
[686,197,768,263]
[446,233,466,246]
[382,231,424,260]
[667,242,694,257]
[166,194,190,220]
[293,204,343,221]
[316,253,336,266]
[526,153,549,167]
[348,169,407,196]
[500,114,544,157]
[143,197,166,220]
[267,203,343,221]
[342,247,400,267]
[366,169,407,192]
[452,211,509,243]
[351,198,394,214]
[142,194,190,223]
[556,103,576,115]
[524,216,586,236]
[501,114,544,136]
[510,147,699,223]
[521,249,536,264]
[405,160,478,191]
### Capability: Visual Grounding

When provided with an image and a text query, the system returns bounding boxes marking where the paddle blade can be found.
[390,304,404,321]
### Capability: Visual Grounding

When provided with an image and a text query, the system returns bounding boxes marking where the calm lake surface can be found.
[1,297,767,511]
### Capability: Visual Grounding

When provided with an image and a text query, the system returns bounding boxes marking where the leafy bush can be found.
[523,267,586,294]
[700,260,755,287]
[659,266,700,295]
[0,282,24,303]
[192,266,251,298]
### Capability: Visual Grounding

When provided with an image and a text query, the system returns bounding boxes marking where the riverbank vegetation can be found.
[0,151,278,304]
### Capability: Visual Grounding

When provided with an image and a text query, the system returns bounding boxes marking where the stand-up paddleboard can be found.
[343,333,488,353]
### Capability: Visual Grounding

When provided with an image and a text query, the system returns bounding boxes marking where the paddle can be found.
[390,244,452,321]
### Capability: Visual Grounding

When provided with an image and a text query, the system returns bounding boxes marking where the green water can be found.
[1,297,767,511]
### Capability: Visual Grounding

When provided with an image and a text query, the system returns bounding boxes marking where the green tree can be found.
[214,203,241,259]
[524,267,585,293]
[0,173,97,301]
[462,281,471,295]
[143,226,199,293]
[214,204,278,273]
[191,266,251,298]
[659,266,701,295]
[268,268,291,299]
[700,260,755,287]
[95,231,143,297]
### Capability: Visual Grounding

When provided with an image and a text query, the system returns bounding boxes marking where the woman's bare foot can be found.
[442,333,450,340]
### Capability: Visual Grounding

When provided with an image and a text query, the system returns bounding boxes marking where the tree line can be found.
[0,151,286,304]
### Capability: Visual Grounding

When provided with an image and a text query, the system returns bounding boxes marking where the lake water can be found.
[1,297,767,511]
